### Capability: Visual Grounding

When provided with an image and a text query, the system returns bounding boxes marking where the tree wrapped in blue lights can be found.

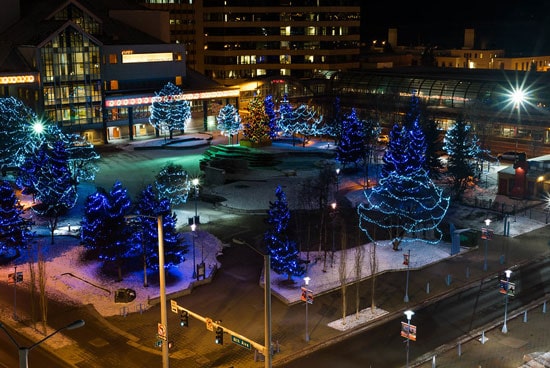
[443,117,483,200]
[264,185,305,280]
[0,180,33,258]
[294,104,326,147]
[64,134,100,187]
[0,97,41,172]
[80,181,133,281]
[216,104,242,144]
[326,96,344,144]
[277,95,300,145]
[149,82,191,139]
[242,94,271,144]
[132,185,187,269]
[154,162,191,206]
[336,109,365,168]
[359,117,449,250]
[264,95,279,139]
[17,141,77,244]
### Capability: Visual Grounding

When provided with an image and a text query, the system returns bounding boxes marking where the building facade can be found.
[0,0,238,144]
[139,0,361,87]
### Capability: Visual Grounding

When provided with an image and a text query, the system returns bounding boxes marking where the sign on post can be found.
[205,317,214,331]
[300,287,314,304]
[400,322,417,341]
[231,335,252,350]
[499,280,516,296]
[170,299,178,313]
[157,323,167,340]
[7,272,23,285]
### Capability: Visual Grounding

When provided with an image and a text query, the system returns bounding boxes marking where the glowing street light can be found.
[501,269,513,333]
[0,319,85,368]
[482,218,492,271]
[303,276,312,342]
[403,310,415,368]
[191,223,197,279]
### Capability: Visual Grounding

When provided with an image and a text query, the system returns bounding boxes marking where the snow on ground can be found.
[1,140,548,333]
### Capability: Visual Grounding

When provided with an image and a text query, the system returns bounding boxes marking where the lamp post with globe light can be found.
[501,269,513,333]
[0,319,85,368]
[403,310,415,368]
[192,178,199,224]
[482,218,492,271]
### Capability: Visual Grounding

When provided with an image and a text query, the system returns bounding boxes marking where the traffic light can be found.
[180,310,189,327]
[215,327,224,345]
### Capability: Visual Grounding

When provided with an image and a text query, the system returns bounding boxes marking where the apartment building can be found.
[139,0,361,89]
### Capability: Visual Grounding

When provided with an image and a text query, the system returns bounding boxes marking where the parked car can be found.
[377,134,389,144]
[497,151,526,161]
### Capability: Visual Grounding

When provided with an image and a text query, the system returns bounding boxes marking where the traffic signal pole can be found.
[170,301,269,357]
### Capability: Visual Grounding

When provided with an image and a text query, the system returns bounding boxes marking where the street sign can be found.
[231,335,251,350]
[499,280,516,296]
[157,323,167,340]
[205,317,214,331]
[400,322,417,341]
[170,299,178,313]
[300,287,314,304]
[7,272,23,285]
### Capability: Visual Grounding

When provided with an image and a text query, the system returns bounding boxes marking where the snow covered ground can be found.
[1,139,548,334]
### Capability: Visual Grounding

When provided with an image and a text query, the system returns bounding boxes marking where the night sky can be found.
[361,1,550,56]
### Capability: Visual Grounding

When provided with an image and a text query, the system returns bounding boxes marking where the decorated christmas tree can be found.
[264,186,305,280]
[0,180,33,258]
[149,82,191,139]
[154,163,191,206]
[216,104,242,144]
[264,95,279,139]
[242,94,270,144]
[336,109,365,168]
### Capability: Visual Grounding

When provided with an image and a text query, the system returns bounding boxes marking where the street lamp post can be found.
[404,310,415,368]
[404,249,411,303]
[238,240,272,368]
[330,202,337,268]
[502,269,512,333]
[335,168,340,194]
[126,214,169,368]
[303,276,311,342]
[0,319,85,368]
[192,178,199,224]
[483,218,491,271]
[191,223,197,279]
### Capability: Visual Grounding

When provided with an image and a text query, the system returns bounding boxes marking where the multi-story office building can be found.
[139,0,361,90]
[0,0,238,144]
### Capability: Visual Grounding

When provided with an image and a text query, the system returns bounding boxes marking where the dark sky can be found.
[361,1,550,56]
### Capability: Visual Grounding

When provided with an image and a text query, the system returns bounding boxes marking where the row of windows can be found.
[204,11,359,23]
[205,41,359,51]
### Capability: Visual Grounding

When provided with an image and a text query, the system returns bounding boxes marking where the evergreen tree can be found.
[18,141,77,244]
[154,163,191,206]
[264,186,305,280]
[216,104,242,144]
[0,97,40,172]
[149,82,191,139]
[242,94,270,144]
[381,123,408,179]
[421,118,445,177]
[443,117,483,200]
[277,95,301,145]
[81,181,133,281]
[132,185,187,270]
[326,96,343,144]
[0,180,33,258]
[360,113,449,250]
[336,109,365,168]
[264,95,279,139]
[80,188,110,260]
